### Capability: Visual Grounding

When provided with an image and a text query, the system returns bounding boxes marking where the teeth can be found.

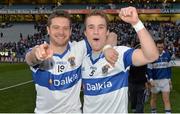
[56,36,64,38]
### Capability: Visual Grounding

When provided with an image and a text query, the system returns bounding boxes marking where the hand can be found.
[149,80,155,88]
[119,6,139,25]
[34,42,53,61]
[107,32,118,46]
[104,47,119,67]
[145,82,150,89]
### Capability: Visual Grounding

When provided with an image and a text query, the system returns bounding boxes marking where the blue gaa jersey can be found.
[30,40,89,113]
[81,46,134,113]
[147,50,172,80]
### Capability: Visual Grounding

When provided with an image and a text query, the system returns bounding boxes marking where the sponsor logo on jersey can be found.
[90,66,97,70]
[53,74,78,86]
[56,61,67,65]
[153,62,169,68]
[86,81,112,91]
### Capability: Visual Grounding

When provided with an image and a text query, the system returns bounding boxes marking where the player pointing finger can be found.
[26,42,53,66]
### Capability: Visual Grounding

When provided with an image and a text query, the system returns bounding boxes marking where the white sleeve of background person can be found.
[29,40,87,113]
[81,46,134,113]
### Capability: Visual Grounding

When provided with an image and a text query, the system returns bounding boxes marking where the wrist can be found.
[132,20,145,32]
[32,46,43,64]
[103,45,112,52]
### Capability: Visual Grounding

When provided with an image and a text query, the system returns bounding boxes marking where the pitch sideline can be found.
[0,80,33,91]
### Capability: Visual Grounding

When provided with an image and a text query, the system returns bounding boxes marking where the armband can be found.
[133,20,145,32]
[102,45,112,52]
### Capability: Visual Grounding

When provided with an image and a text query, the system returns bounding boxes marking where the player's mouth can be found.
[55,35,65,39]
[93,37,100,41]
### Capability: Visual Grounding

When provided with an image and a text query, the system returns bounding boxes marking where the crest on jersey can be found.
[68,56,76,67]
[102,64,110,74]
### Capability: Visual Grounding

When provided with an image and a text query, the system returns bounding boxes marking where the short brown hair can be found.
[84,10,109,30]
[156,39,164,45]
[47,10,71,27]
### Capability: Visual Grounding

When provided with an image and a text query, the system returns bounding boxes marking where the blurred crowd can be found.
[0,20,180,62]
[0,2,179,10]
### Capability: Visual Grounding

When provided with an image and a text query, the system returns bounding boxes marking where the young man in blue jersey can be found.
[81,6,159,113]
[147,40,172,114]
[25,10,117,113]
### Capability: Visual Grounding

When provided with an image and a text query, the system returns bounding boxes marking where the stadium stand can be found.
[0,1,180,113]
[0,0,180,63]
[0,20,179,63]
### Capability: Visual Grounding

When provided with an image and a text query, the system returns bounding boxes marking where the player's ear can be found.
[106,30,109,37]
[69,27,72,35]
[47,26,50,35]
[84,31,87,37]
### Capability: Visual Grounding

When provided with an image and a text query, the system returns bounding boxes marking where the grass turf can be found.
[0,63,179,112]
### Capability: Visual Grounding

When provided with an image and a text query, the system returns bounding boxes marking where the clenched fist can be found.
[119,6,139,26]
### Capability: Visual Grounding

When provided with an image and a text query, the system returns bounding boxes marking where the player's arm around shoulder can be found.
[102,32,119,67]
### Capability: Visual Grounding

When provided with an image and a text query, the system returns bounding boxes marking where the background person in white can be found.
[82,6,159,113]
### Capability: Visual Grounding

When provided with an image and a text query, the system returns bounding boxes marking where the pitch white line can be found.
[0,80,33,91]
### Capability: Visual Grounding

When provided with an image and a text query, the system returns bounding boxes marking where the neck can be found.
[92,51,102,55]
[50,43,68,54]
[91,50,102,61]
[92,49,102,54]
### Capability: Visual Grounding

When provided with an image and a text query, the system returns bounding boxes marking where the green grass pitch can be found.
[0,63,179,112]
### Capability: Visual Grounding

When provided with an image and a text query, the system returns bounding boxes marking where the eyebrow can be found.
[51,25,70,28]
[52,25,70,27]
[87,24,106,27]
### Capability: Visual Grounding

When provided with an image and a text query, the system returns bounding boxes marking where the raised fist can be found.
[119,6,139,25]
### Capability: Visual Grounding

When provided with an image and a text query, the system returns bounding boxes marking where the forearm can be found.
[25,47,41,66]
[137,27,159,62]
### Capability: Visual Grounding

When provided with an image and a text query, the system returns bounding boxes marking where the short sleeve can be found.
[123,48,135,69]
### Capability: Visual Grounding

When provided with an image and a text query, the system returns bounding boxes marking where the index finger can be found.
[42,41,49,50]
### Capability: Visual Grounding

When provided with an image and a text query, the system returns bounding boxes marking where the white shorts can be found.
[151,79,170,93]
